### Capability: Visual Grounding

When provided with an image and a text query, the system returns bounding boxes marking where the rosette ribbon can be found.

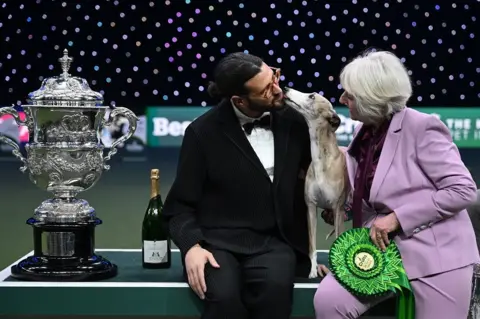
[329,227,415,319]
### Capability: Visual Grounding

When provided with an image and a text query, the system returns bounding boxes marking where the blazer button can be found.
[420,225,427,230]
[413,228,420,234]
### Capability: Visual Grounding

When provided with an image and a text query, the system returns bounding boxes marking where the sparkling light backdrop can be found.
[0,0,478,110]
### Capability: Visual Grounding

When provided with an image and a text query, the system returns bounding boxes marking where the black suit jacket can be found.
[163,99,312,277]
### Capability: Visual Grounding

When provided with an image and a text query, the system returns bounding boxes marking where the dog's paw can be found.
[309,259,319,279]
[309,268,319,279]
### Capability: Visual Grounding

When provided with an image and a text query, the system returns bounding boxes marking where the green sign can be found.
[147,107,209,147]
[146,106,480,148]
[416,108,480,148]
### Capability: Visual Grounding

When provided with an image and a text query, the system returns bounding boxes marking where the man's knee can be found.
[245,271,295,319]
[244,240,296,307]
[202,250,248,318]
[204,270,242,307]
[264,242,296,288]
[204,286,244,315]
[203,292,246,319]
[262,276,295,304]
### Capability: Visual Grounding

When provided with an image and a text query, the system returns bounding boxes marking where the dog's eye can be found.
[309,94,315,100]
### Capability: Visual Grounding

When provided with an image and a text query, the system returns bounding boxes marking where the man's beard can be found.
[247,95,286,113]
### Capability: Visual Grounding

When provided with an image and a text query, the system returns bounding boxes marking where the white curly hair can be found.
[340,50,412,125]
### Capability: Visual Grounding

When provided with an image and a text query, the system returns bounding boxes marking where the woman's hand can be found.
[321,209,349,226]
[318,264,330,277]
[369,212,400,251]
[321,209,335,226]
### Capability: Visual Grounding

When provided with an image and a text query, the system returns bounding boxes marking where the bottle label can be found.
[143,240,168,263]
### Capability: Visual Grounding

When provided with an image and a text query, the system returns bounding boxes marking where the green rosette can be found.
[329,227,415,319]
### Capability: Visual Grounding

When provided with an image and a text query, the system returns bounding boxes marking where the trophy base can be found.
[10,255,118,282]
[9,216,118,282]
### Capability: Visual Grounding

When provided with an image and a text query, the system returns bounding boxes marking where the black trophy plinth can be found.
[10,217,117,281]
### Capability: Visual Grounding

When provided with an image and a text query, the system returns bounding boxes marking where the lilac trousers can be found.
[314,264,473,319]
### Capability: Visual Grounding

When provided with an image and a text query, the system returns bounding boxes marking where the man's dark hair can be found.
[207,52,263,100]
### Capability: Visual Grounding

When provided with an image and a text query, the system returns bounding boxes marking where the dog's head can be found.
[283,87,341,131]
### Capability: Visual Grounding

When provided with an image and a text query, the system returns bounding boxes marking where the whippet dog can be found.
[284,87,349,279]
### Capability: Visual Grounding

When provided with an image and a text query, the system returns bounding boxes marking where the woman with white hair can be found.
[315,50,479,318]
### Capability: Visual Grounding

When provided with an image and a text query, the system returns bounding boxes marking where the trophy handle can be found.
[0,106,28,172]
[102,107,139,170]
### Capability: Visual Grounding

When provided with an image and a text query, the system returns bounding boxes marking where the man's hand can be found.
[184,245,220,300]
[369,212,400,252]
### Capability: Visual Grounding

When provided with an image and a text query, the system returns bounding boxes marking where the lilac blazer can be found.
[345,107,479,279]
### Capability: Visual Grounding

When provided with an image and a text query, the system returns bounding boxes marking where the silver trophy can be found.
[0,49,138,281]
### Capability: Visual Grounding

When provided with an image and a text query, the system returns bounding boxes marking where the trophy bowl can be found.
[26,144,105,196]
[0,49,138,281]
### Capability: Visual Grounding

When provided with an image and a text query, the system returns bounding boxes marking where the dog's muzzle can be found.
[329,113,341,129]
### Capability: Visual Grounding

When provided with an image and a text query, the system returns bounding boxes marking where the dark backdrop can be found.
[0,0,478,114]
[0,2,478,318]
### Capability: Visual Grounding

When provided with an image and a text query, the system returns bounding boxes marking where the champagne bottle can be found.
[142,169,171,269]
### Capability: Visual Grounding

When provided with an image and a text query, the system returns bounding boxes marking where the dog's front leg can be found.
[333,205,346,238]
[307,202,318,279]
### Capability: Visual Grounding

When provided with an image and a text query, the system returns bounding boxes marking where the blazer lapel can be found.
[217,101,270,180]
[271,110,291,187]
[369,108,407,202]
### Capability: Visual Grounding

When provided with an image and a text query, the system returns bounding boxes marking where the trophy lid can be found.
[26,49,105,108]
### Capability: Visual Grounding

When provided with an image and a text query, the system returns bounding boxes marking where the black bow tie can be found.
[242,115,271,135]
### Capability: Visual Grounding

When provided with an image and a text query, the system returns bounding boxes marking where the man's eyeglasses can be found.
[260,67,281,99]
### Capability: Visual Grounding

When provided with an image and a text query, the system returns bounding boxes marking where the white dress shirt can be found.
[232,105,275,182]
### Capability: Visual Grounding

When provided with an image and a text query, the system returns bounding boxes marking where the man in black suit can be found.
[163,52,312,319]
